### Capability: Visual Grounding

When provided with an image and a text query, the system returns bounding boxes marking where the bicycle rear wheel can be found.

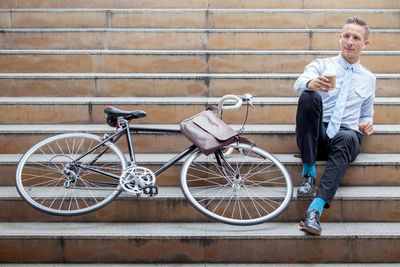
[180,142,292,225]
[15,133,127,216]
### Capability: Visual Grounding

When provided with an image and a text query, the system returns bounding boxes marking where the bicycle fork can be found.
[214,149,243,191]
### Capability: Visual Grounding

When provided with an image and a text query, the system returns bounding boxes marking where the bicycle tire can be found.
[180,142,292,225]
[15,133,127,216]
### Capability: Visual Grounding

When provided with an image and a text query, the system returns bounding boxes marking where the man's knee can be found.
[297,90,322,115]
[331,130,362,160]
[299,90,321,104]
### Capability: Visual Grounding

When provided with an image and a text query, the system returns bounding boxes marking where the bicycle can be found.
[15,94,293,226]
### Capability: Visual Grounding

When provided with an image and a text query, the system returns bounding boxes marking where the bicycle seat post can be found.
[118,117,136,165]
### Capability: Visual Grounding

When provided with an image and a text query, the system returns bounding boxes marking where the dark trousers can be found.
[296,90,362,208]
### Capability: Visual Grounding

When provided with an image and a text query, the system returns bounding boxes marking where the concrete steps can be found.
[1,50,400,73]
[1,96,400,124]
[1,1,399,264]
[1,221,400,263]
[1,124,400,154]
[1,72,399,97]
[2,152,400,187]
[1,186,400,223]
[1,0,400,9]
[1,28,399,50]
[1,9,399,29]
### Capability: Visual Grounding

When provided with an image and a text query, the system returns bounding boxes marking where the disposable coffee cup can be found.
[323,70,336,89]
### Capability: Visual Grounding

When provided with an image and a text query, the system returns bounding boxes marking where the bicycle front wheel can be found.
[180,142,292,225]
[15,133,127,216]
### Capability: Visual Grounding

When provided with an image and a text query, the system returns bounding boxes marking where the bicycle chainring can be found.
[120,166,156,196]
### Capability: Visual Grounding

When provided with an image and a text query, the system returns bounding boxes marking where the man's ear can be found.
[363,40,370,49]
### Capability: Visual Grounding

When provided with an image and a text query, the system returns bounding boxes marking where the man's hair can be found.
[344,16,370,40]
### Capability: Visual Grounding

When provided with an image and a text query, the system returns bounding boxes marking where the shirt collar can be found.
[337,53,360,71]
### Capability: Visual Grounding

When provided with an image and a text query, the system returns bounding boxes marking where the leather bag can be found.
[180,108,240,155]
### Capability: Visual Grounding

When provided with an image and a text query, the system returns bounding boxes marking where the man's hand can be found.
[358,121,374,135]
[307,76,332,92]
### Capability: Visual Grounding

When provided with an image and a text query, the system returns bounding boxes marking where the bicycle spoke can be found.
[181,143,292,225]
[16,133,126,215]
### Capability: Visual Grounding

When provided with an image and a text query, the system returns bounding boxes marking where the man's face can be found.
[339,23,369,64]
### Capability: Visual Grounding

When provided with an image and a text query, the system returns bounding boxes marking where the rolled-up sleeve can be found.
[294,60,322,95]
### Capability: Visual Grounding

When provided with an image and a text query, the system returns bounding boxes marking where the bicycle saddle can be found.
[104,106,147,127]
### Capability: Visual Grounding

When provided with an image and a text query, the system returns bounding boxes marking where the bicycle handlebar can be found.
[217,93,254,117]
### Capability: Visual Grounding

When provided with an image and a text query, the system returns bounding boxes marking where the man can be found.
[294,16,375,235]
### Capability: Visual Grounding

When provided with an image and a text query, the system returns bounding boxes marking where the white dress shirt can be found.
[294,53,376,133]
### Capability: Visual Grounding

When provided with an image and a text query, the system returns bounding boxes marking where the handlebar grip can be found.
[217,95,242,117]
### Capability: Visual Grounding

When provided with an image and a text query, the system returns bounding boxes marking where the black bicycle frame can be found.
[73,121,197,181]
[129,124,197,176]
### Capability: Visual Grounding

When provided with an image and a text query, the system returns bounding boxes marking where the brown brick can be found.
[360,134,400,153]
[0,54,100,73]
[304,0,399,9]
[0,240,63,262]
[3,31,105,49]
[209,12,308,29]
[19,0,113,8]
[106,31,207,50]
[376,78,400,97]
[100,55,207,73]
[0,104,90,124]
[361,55,400,73]
[0,79,96,97]
[113,0,208,8]
[62,239,205,263]
[208,32,310,50]
[0,33,4,49]
[11,12,107,28]
[209,54,319,73]
[0,0,18,8]
[110,11,206,28]
[210,78,297,97]
[209,0,303,8]
[374,105,400,124]
[96,79,208,97]
[0,12,10,28]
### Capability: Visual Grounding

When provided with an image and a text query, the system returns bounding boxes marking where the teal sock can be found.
[307,197,326,215]
[302,163,316,178]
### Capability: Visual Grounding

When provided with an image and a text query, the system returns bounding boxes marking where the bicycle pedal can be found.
[144,185,158,196]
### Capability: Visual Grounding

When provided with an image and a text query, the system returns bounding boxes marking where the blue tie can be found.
[326,65,353,138]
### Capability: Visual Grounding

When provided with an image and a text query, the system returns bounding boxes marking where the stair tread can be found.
[2,153,400,165]
[2,28,399,32]
[1,123,400,133]
[0,73,398,79]
[1,96,400,105]
[2,8,400,12]
[2,49,400,55]
[1,221,400,238]
[2,186,400,200]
